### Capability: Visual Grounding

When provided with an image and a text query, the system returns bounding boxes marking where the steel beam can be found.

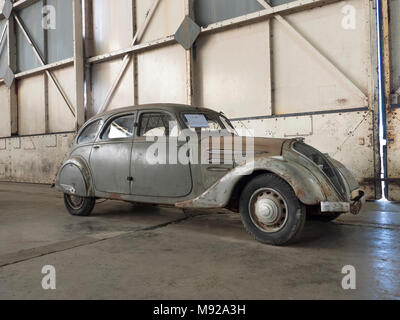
[382,0,391,110]
[266,18,273,115]
[73,0,85,129]
[0,21,6,47]
[12,0,40,11]
[382,0,392,199]
[87,36,175,65]
[0,21,7,66]
[0,58,74,84]
[15,57,74,79]
[7,17,17,135]
[42,0,49,133]
[368,0,382,199]
[185,0,194,106]
[132,0,138,105]
[83,0,94,119]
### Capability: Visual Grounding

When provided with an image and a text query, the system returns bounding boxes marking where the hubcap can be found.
[249,188,288,233]
[254,198,279,224]
[66,195,84,210]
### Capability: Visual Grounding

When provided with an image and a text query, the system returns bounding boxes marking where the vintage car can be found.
[56,104,365,245]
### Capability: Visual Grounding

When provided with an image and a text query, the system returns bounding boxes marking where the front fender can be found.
[328,157,359,192]
[176,157,328,209]
[55,156,95,197]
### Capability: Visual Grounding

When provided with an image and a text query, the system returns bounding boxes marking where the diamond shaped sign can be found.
[174,16,201,50]
[4,66,14,88]
[0,0,13,20]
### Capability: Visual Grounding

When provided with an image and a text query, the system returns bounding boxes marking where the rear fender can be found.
[55,157,95,197]
[328,157,359,192]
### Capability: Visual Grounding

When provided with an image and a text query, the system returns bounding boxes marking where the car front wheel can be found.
[64,194,96,217]
[239,173,306,246]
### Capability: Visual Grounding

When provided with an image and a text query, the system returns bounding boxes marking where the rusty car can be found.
[55,104,365,245]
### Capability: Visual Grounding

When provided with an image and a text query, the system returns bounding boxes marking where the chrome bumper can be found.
[321,190,365,215]
[321,202,350,213]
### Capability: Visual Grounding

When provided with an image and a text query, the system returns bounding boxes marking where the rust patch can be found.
[176,199,195,208]
[336,98,347,105]
[296,188,307,201]
[108,193,123,201]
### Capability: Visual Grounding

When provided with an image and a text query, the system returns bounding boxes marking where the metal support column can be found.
[83,0,93,119]
[7,16,17,135]
[382,0,391,199]
[73,0,85,129]
[185,0,194,106]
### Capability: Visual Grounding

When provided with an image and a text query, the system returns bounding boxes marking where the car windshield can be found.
[182,112,238,135]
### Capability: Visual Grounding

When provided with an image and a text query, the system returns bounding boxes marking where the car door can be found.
[89,112,136,194]
[130,110,192,197]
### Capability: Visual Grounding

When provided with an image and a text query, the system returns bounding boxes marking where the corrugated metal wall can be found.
[0,0,383,198]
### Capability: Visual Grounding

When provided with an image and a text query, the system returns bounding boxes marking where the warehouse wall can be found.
[0,0,382,197]
[0,133,75,184]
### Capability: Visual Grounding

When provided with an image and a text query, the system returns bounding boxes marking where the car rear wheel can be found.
[239,173,306,246]
[64,194,96,217]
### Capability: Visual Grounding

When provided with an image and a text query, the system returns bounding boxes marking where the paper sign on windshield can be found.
[184,114,210,128]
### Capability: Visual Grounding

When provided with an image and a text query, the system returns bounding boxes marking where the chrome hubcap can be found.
[66,195,84,210]
[254,198,280,224]
[249,188,288,233]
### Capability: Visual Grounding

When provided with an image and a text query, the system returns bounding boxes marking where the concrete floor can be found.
[0,182,399,300]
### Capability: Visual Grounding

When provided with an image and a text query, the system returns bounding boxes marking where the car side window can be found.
[77,120,103,144]
[101,114,136,140]
[138,112,179,137]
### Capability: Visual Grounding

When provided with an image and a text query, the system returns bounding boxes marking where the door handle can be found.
[93,145,100,149]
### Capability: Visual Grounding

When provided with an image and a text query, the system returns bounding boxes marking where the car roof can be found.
[91,104,218,121]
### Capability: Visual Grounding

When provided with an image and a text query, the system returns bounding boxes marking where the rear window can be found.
[77,120,103,144]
